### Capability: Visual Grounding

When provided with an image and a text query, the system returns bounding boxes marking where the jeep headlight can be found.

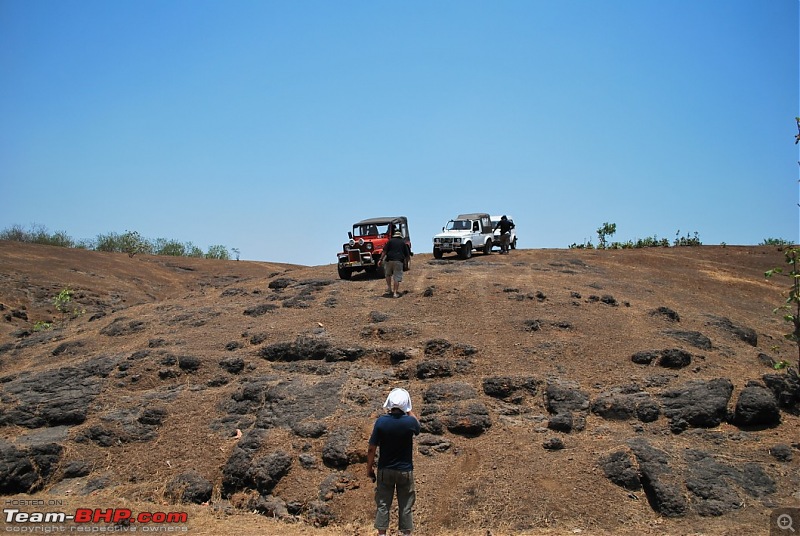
[434,238,441,244]
[454,238,461,244]
[366,243,373,250]
[349,239,355,247]
[344,245,350,251]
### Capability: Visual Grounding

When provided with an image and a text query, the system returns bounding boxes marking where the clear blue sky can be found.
[1,1,798,266]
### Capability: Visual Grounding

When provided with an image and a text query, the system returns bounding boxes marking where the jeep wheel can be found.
[337,266,352,280]
[433,247,443,259]
[483,240,492,255]
[511,238,517,250]
[459,242,473,260]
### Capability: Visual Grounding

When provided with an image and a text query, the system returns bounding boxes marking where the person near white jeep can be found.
[494,215,515,254]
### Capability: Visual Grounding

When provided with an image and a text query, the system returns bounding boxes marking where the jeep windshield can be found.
[353,223,391,238]
[446,220,471,231]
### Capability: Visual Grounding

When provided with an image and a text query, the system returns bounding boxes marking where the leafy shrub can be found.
[205,245,230,260]
[3,225,235,260]
[761,238,794,246]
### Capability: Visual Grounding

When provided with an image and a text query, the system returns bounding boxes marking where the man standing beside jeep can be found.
[494,215,515,254]
[378,231,410,298]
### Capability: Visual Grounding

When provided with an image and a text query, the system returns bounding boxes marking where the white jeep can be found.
[490,215,517,251]
[432,213,494,259]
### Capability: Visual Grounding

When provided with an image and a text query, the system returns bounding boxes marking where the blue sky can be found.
[1,1,797,266]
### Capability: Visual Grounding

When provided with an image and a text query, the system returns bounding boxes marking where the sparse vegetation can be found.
[570,224,702,250]
[596,222,616,249]
[760,238,794,246]
[53,287,85,326]
[765,246,800,370]
[1,224,234,260]
[33,320,52,332]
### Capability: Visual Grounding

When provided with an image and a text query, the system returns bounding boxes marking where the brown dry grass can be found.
[1,241,798,536]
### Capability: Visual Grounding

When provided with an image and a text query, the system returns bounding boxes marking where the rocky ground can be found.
[0,240,798,535]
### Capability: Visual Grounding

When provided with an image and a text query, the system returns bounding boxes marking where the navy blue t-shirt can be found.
[369,412,421,471]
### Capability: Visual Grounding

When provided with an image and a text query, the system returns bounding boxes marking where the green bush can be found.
[205,245,230,260]
[760,238,794,246]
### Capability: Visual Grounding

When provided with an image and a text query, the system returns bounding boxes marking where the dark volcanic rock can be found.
[52,340,85,356]
[545,380,589,414]
[0,439,63,494]
[762,368,800,414]
[0,356,116,428]
[732,384,780,427]
[706,316,757,347]
[417,434,452,456]
[249,452,292,495]
[627,439,687,518]
[100,318,146,337]
[424,339,452,356]
[632,351,660,365]
[769,444,793,462]
[591,386,660,423]
[684,449,776,516]
[651,307,680,322]
[658,349,693,369]
[178,356,201,372]
[138,407,168,426]
[322,428,356,468]
[423,382,477,404]
[661,378,733,433]
[444,401,491,437]
[416,360,454,379]
[165,471,213,504]
[221,447,291,498]
[219,357,245,374]
[663,330,712,350]
[482,376,539,400]
[243,304,278,317]
[600,451,641,490]
[542,437,565,450]
[258,335,365,363]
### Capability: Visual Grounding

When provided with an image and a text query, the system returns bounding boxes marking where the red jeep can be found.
[337,216,411,280]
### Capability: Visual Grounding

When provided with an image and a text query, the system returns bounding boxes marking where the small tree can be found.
[765,246,800,371]
[205,245,230,260]
[53,287,84,327]
[596,222,616,249]
[120,230,148,257]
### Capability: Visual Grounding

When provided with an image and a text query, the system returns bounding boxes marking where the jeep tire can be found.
[433,247,443,259]
[511,237,517,250]
[483,240,492,255]
[459,242,473,260]
[337,266,352,280]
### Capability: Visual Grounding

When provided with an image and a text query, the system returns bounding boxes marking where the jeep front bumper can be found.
[433,238,462,251]
[338,249,378,268]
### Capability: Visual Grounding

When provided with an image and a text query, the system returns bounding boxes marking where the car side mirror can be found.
[348,232,353,239]
[442,227,445,232]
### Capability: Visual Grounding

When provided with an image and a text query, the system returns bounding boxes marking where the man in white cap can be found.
[367,388,420,536]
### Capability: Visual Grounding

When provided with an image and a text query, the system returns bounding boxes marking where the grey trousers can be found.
[374,468,415,532]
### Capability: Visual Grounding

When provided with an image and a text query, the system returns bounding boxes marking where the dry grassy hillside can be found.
[1,240,798,536]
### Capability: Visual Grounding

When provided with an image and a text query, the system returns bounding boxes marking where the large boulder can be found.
[732,383,781,427]
[660,378,733,433]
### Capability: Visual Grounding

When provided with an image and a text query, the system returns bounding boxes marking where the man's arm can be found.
[367,443,377,481]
